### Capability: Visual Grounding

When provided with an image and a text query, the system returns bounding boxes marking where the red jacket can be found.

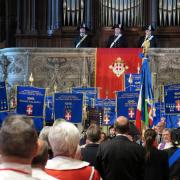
[45,156,100,180]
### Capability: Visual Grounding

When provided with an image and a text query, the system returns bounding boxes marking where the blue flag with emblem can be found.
[153,102,166,126]
[54,93,83,123]
[153,102,180,128]
[16,86,46,132]
[164,84,180,114]
[117,91,139,120]
[45,95,54,125]
[72,87,98,106]
[0,81,8,112]
[94,98,116,125]
[16,86,46,117]
[125,74,141,92]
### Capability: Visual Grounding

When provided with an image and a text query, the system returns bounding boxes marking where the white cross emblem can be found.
[65,112,71,121]
[129,110,135,118]
[103,115,110,124]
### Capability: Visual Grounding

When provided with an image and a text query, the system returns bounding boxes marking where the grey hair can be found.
[86,124,101,143]
[48,121,80,157]
[39,126,51,145]
[0,115,38,159]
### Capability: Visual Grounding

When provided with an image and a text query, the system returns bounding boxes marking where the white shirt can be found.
[158,142,173,150]
[46,156,89,170]
[0,162,38,180]
[32,168,58,180]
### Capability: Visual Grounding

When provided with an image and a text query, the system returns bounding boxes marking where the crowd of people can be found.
[0,115,179,180]
[74,23,156,48]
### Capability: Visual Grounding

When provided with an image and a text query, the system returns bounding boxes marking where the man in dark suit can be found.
[95,116,145,180]
[106,24,128,48]
[81,124,101,167]
[74,24,91,48]
[138,25,157,48]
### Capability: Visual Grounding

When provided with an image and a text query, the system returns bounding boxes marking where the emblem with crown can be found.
[109,57,128,77]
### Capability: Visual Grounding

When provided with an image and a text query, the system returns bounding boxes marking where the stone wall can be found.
[0,48,96,93]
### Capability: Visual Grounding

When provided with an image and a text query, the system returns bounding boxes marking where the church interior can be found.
[0,2,180,180]
[0,0,180,130]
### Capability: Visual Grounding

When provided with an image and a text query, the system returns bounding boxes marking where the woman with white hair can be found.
[45,121,100,180]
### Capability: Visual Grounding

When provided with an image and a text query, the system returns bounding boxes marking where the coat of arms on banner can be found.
[26,104,33,115]
[109,57,128,77]
[103,114,110,125]
[65,110,72,121]
[128,107,135,119]
[175,100,180,111]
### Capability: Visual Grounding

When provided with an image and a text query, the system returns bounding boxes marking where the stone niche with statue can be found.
[0,48,180,101]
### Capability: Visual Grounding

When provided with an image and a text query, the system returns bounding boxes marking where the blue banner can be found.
[16,86,46,117]
[33,117,44,132]
[164,84,180,114]
[0,111,16,127]
[94,98,116,125]
[153,102,166,125]
[117,91,139,120]
[125,74,141,92]
[45,96,54,125]
[153,102,180,128]
[54,93,83,123]
[0,82,8,112]
[72,87,98,106]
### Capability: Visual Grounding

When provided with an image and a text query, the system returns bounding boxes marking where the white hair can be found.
[48,121,80,157]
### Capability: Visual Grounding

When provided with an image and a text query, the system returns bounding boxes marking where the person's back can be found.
[46,159,100,180]
[81,143,99,166]
[143,129,169,180]
[0,166,38,180]
[166,147,180,180]
[96,116,145,180]
[81,124,100,167]
[45,121,101,180]
[165,128,180,180]
[144,147,169,180]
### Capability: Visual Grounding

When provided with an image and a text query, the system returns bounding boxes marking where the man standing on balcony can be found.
[138,25,157,48]
[74,24,91,48]
[106,24,128,48]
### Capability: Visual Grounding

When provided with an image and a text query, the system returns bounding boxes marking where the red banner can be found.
[96,48,142,98]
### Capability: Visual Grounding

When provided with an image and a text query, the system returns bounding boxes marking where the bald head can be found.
[114,116,129,134]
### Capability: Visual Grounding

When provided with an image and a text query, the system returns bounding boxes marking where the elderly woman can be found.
[45,121,100,180]
[158,128,173,150]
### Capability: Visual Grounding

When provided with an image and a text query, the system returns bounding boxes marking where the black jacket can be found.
[96,135,145,180]
[74,34,91,48]
[165,147,180,180]
[144,147,169,180]
[81,143,99,167]
[107,35,128,48]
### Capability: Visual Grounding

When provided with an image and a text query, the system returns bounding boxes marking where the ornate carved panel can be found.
[149,48,180,101]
